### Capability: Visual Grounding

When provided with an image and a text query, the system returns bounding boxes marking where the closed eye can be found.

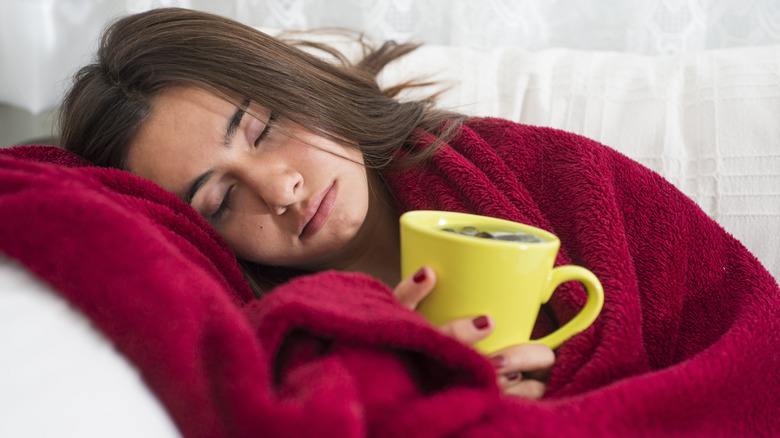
[211,185,235,222]
[255,112,277,146]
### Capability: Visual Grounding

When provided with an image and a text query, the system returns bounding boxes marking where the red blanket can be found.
[1,118,778,437]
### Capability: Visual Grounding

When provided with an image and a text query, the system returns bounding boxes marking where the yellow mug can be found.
[400,210,604,354]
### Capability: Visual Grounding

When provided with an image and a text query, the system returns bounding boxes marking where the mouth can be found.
[299,182,337,239]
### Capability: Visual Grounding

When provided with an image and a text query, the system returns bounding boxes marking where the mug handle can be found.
[530,265,604,349]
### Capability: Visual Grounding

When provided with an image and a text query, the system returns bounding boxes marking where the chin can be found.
[293,232,361,271]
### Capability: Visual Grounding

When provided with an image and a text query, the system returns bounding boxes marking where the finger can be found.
[523,367,552,382]
[437,315,494,346]
[499,374,547,400]
[488,343,555,377]
[393,266,436,310]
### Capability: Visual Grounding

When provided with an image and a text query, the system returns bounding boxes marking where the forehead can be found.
[126,86,233,199]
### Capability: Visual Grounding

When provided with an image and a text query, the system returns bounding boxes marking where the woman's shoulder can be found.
[460,116,517,134]
[449,117,622,172]
[461,117,585,141]
[459,117,614,155]
[456,117,581,149]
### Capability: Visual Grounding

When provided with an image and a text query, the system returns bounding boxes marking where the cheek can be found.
[341,168,371,225]
[220,218,269,262]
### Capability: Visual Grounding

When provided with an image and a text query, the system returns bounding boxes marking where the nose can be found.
[238,160,302,216]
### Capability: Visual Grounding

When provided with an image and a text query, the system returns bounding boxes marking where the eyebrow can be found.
[184,99,250,205]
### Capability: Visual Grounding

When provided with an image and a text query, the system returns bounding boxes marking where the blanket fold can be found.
[1,117,778,437]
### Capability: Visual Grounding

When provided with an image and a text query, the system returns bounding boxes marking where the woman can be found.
[59,7,556,399]
[57,8,772,405]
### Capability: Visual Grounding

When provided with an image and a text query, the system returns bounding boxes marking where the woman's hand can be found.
[394,266,555,399]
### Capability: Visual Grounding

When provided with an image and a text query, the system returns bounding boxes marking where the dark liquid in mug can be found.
[442,226,545,243]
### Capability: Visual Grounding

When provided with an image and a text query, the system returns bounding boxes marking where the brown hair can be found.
[58,7,463,295]
[59,7,461,170]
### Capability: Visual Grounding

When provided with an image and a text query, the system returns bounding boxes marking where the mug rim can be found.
[400,210,558,247]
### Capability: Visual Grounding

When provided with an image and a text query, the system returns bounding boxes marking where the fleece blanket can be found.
[1,117,779,437]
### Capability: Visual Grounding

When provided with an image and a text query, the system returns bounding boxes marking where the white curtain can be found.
[2,0,780,113]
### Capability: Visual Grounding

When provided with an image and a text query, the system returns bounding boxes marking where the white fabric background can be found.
[375,44,780,280]
[3,0,780,113]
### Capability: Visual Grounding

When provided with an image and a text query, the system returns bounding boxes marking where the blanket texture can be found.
[1,118,778,437]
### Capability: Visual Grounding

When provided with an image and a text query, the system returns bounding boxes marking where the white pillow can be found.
[0,256,181,438]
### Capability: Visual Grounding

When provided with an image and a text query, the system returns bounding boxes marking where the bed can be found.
[1,2,779,437]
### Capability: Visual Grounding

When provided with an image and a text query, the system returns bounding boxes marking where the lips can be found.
[299,182,337,239]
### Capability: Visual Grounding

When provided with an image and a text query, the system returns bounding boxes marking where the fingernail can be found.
[505,372,521,381]
[412,268,427,283]
[489,355,506,368]
[472,315,490,330]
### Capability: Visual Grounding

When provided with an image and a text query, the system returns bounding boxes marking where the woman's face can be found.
[127,86,371,269]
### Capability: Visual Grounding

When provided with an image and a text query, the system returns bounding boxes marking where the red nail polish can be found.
[505,372,521,381]
[412,268,426,283]
[489,355,506,368]
[472,315,489,330]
